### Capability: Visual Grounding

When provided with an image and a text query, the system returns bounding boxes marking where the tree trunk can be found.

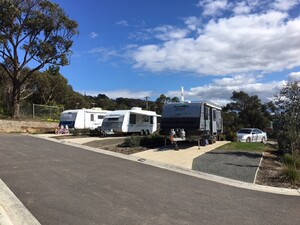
[11,79,21,119]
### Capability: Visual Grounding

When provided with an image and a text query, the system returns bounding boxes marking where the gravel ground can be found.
[192,149,262,183]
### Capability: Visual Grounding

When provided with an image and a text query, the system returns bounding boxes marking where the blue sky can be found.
[51,0,300,105]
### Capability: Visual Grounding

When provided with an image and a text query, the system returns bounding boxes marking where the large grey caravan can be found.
[160,102,223,140]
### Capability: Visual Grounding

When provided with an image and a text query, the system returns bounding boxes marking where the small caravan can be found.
[160,102,223,140]
[59,108,111,132]
[101,107,160,135]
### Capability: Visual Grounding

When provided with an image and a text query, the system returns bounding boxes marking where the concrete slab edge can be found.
[0,179,41,225]
[253,152,264,184]
[32,134,300,197]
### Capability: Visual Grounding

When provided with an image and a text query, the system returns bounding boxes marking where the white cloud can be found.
[152,25,190,41]
[116,20,129,26]
[233,1,251,15]
[198,0,230,16]
[166,75,285,105]
[84,90,153,100]
[272,0,300,11]
[88,47,119,61]
[288,71,300,82]
[89,32,98,39]
[131,11,300,76]
[184,16,202,31]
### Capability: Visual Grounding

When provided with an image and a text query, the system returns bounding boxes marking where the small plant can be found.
[283,154,300,169]
[120,136,141,147]
[225,131,238,142]
[140,134,165,148]
[282,153,300,183]
[283,166,300,183]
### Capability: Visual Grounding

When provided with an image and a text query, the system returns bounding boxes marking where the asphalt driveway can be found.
[192,149,262,183]
[0,134,299,225]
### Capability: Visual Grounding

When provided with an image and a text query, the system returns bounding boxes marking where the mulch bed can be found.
[255,151,300,189]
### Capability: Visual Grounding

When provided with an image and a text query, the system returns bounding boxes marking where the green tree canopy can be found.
[29,68,69,105]
[223,91,272,130]
[0,0,78,118]
[275,81,300,154]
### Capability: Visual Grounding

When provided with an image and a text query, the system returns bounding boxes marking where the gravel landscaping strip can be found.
[192,149,262,183]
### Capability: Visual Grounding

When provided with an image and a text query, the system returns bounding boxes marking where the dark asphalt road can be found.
[0,134,299,225]
[192,149,262,182]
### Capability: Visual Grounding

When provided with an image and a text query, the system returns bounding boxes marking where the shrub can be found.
[226,131,238,142]
[283,154,300,169]
[120,136,141,147]
[140,134,165,148]
[119,134,166,148]
[283,166,300,183]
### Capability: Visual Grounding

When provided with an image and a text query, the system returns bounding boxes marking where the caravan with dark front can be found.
[160,102,223,141]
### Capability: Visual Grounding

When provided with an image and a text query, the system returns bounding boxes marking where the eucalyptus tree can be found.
[275,81,300,154]
[0,0,78,118]
[224,91,271,130]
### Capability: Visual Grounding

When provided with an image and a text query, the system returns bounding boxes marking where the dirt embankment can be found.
[0,119,57,134]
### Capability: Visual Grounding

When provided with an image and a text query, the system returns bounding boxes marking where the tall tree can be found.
[0,0,78,118]
[29,69,69,105]
[275,81,300,154]
[224,91,271,130]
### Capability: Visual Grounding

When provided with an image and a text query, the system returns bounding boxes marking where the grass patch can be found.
[216,142,276,152]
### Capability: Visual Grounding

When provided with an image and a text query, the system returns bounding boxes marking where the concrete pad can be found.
[133,141,230,169]
[34,134,126,145]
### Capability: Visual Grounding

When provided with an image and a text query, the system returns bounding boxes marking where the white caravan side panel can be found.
[74,111,85,129]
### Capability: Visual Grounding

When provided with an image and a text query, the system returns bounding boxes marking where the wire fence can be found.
[20,103,64,121]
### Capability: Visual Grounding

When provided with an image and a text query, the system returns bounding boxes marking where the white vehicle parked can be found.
[59,108,111,132]
[101,107,160,135]
[237,128,267,143]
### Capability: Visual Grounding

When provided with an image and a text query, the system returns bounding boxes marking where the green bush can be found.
[119,134,166,148]
[140,134,165,148]
[226,131,238,142]
[283,154,300,169]
[120,136,141,147]
[283,166,300,183]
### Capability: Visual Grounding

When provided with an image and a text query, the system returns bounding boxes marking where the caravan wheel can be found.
[140,130,145,136]
[146,130,150,135]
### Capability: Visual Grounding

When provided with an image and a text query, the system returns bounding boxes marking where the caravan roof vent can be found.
[91,107,102,110]
[131,107,142,111]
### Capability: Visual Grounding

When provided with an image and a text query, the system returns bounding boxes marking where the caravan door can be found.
[211,109,217,135]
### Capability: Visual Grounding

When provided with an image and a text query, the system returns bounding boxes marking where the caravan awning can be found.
[130,110,161,117]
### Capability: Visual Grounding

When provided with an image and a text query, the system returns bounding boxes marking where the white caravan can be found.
[59,108,111,132]
[101,107,160,135]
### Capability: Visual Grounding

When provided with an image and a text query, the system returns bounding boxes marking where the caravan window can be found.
[108,117,119,121]
[142,116,149,123]
[98,115,104,119]
[129,114,136,124]
[212,110,216,121]
[90,114,94,121]
[204,106,209,120]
